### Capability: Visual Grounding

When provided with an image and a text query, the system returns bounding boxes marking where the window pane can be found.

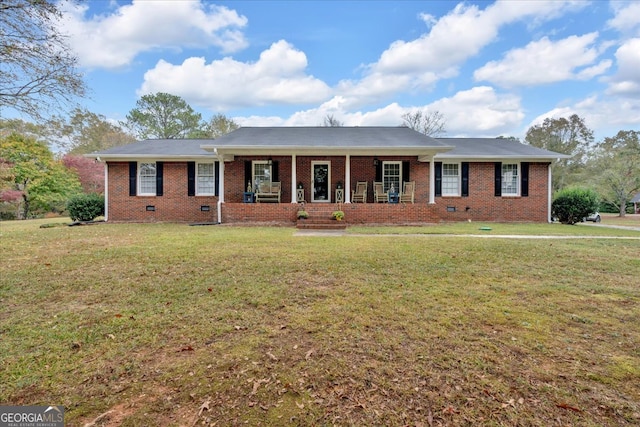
[442,163,459,195]
[139,163,156,194]
[197,163,215,194]
[502,164,518,195]
[383,162,401,192]
[253,162,272,192]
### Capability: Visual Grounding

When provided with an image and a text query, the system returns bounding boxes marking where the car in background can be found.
[584,212,601,222]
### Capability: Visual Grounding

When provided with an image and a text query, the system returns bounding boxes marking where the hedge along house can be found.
[89,127,569,224]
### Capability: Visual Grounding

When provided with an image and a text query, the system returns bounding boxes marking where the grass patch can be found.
[0,219,639,426]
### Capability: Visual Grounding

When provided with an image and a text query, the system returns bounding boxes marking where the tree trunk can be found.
[21,193,29,220]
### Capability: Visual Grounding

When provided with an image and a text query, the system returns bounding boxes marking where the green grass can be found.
[0,219,639,426]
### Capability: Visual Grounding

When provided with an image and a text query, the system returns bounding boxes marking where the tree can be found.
[62,154,104,193]
[0,133,81,218]
[590,130,640,217]
[0,118,52,145]
[199,113,239,138]
[321,114,344,127]
[525,114,593,192]
[401,109,446,137]
[0,0,86,121]
[48,108,135,154]
[123,93,204,140]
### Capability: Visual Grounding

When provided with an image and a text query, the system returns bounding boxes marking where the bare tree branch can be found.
[401,110,446,137]
[0,0,87,121]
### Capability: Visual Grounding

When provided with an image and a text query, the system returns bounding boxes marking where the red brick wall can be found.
[106,159,551,224]
[434,162,549,223]
[107,162,218,223]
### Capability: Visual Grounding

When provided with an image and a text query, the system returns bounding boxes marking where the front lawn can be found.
[0,220,638,426]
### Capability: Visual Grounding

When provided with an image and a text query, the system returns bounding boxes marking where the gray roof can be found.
[87,127,568,161]
[434,138,571,160]
[631,193,640,203]
[206,126,448,148]
[89,139,215,160]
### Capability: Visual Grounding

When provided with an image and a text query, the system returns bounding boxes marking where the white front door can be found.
[312,161,331,202]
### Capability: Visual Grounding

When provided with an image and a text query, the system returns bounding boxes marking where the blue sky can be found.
[53,0,639,141]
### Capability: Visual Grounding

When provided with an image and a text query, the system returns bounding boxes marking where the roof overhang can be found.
[85,154,217,162]
[434,154,572,162]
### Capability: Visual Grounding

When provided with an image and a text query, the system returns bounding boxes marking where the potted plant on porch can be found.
[332,210,345,221]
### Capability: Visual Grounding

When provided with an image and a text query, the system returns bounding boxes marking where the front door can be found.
[312,161,330,202]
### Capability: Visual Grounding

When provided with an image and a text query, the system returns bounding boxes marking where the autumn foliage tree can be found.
[0,133,81,218]
[62,154,104,193]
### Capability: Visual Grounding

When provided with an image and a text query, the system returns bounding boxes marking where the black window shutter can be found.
[461,162,469,197]
[375,162,382,182]
[272,161,279,182]
[521,162,529,197]
[129,162,137,196]
[244,161,252,189]
[494,162,502,197]
[187,162,196,196]
[155,162,163,196]
[435,162,442,197]
[402,161,410,183]
[214,161,220,196]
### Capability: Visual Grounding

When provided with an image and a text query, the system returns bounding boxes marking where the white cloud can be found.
[59,0,248,69]
[139,41,332,110]
[336,0,587,108]
[235,87,525,138]
[474,33,609,87]
[607,1,640,35]
[429,86,524,136]
[606,38,640,97]
[373,0,586,76]
[526,94,640,140]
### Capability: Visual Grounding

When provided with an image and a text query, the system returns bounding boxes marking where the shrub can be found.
[67,193,105,222]
[552,187,599,225]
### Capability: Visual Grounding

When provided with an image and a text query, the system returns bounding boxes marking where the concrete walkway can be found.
[294,222,640,239]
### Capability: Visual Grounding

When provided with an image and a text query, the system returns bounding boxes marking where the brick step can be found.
[296,217,347,230]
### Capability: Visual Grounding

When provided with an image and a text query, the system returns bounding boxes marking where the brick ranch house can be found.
[88,127,569,225]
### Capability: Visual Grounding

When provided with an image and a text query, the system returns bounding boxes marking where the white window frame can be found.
[252,160,272,191]
[196,162,215,195]
[382,161,402,193]
[442,163,460,196]
[138,162,156,196]
[502,163,519,196]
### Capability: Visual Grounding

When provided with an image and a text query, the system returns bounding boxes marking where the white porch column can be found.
[217,159,225,223]
[291,154,297,203]
[429,157,435,204]
[218,159,225,203]
[547,163,552,222]
[345,154,351,203]
[104,163,109,221]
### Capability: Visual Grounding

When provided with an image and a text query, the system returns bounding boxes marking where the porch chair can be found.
[352,181,368,203]
[373,181,387,203]
[400,181,415,204]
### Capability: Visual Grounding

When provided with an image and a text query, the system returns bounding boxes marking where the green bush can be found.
[552,187,599,225]
[67,193,105,222]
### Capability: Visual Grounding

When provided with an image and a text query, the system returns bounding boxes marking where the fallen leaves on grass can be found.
[556,402,582,412]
